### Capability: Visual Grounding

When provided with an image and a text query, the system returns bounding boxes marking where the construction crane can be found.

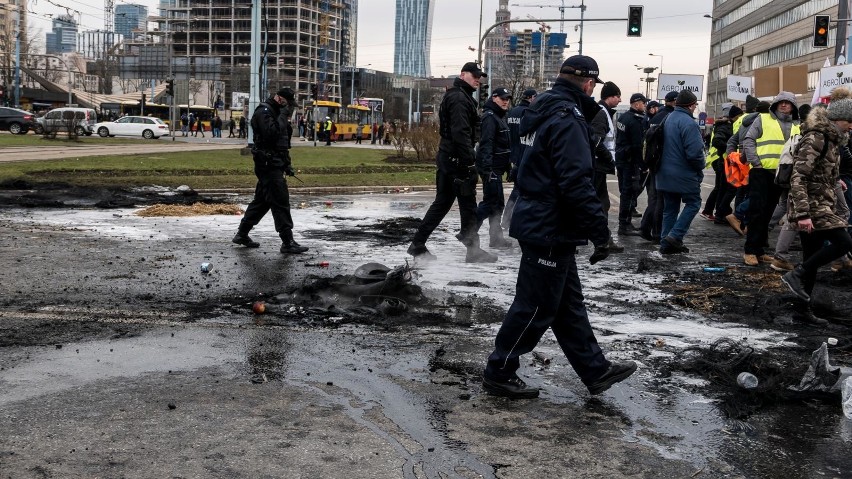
[511,0,586,54]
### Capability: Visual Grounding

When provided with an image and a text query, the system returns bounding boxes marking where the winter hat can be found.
[629,93,647,104]
[647,100,661,109]
[600,81,621,99]
[727,105,743,119]
[827,87,852,121]
[522,88,537,99]
[675,89,697,107]
[664,91,679,103]
[798,104,812,123]
[756,101,771,113]
[745,95,760,113]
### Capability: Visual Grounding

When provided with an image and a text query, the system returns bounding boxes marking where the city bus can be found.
[304,98,383,141]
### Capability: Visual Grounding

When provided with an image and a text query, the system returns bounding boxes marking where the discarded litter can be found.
[532,351,551,366]
[828,337,838,346]
[306,261,329,268]
[200,262,211,273]
[703,267,726,273]
[736,372,758,389]
[789,342,852,394]
[252,301,266,314]
[843,377,852,420]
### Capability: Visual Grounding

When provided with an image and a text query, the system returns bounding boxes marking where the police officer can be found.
[232,87,309,254]
[475,87,513,248]
[407,62,497,263]
[502,88,536,228]
[615,93,646,235]
[482,55,636,399]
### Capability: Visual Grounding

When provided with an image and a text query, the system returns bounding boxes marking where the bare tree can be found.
[189,79,203,104]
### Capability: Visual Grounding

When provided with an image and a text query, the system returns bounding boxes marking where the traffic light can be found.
[165,79,174,96]
[813,15,830,48]
[627,5,643,37]
[310,83,318,99]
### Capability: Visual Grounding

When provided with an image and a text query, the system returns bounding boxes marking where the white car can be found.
[95,116,171,139]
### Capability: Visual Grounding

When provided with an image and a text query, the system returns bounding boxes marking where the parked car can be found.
[40,107,97,136]
[94,116,171,139]
[0,107,38,134]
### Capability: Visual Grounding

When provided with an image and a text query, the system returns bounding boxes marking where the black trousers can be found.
[640,172,663,238]
[799,228,852,294]
[616,163,640,226]
[702,159,724,215]
[475,174,505,230]
[240,157,294,234]
[485,242,610,384]
[745,168,781,255]
[412,169,478,246]
[592,170,610,215]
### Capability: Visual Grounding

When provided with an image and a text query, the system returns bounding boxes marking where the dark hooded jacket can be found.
[508,78,610,248]
[506,98,533,174]
[476,98,511,174]
[251,96,293,168]
[589,101,616,174]
[615,107,645,167]
[437,77,479,174]
[788,105,849,231]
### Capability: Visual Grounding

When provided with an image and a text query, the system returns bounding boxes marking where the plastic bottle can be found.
[703,266,726,272]
[843,377,852,420]
[737,372,758,389]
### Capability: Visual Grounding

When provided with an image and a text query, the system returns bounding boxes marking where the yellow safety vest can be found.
[754,113,800,169]
[706,130,720,168]
[732,115,743,136]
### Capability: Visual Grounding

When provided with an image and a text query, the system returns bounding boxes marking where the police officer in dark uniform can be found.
[475,87,513,248]
[232,87,309,254]
[615,93,647,235]
[482,55,636,399]
[407,62,497,263]
[501,88,536,229]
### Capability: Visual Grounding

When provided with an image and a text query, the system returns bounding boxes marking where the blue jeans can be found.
[660,190,701,242]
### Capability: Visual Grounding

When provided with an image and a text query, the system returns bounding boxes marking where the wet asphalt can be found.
[0,183,851,477]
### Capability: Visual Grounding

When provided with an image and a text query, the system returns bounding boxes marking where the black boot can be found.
[488,217,513,248]
[280,230,308,254]
[407,242,436,260]
[606,237,624,253]
[617,223,641,236]
[781,265,810,302]
[232,224,260,248]
[466,246,498,263]
[792,303,829,326]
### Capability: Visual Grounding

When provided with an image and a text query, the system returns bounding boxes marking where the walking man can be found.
[232,87,309,255]
[589,81,624,252]
[615,93,646,235]
[475,87,513,248]
[407,62,497,263]
[502,88,536,228]
[639,91,678,242]
[482,55,635,399]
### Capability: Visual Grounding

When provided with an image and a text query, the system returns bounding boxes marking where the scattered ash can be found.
[301,216,421,246]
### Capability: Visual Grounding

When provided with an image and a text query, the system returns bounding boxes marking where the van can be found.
[39,107,97,136]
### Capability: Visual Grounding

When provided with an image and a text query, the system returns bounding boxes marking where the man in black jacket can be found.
[501,88,536,228]
[475,87,513,248]
[407,62,496,263]
[589,81,624,253]
[615,93,646,235]
[482,55,636,399]
[232,87,308,254]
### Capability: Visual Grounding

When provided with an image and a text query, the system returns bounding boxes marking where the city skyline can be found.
[26,0,714,101]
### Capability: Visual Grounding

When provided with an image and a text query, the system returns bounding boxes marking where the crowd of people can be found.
[400,57,852,399]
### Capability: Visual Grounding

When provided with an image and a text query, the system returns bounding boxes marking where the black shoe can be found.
[792,306,829,326]
[482,374,540,399]
[660,235,689,254]
[280,240,309,254]
[407,242,436,260]
[631,209,642,218]
[232,233,260,248]
[586,361,637,395]
[466,247,498,263]
[606,238,625,253]
[638,229,655,242]
[617,224,641,236]
[781,266,810,302]
[489,237,513,249]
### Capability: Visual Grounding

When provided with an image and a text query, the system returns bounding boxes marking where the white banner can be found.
[818,64,852,97]
[231,91,249,110]
[656,74,704,101]
[726,75,753,101]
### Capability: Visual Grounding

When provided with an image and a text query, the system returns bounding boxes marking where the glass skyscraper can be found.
[394,0,433,78]
[115,4,148,40]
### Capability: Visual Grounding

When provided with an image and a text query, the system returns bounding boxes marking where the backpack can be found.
[643,114,669,173]
[775,131,827,188]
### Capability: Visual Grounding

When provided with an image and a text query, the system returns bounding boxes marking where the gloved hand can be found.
[507,167,517,183]
[284,164,296,177]
[589,242,610,265]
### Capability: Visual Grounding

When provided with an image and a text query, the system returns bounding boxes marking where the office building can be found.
[115,4,149,41]
[46,14,77,54]
[394,0,433,77]
[706,0,840,117]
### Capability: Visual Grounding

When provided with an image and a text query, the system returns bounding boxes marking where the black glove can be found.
[284,164,295,177]
[589,242,610,265]
[484,170,500,183]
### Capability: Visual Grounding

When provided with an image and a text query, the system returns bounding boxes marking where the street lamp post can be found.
[704,14,722,117]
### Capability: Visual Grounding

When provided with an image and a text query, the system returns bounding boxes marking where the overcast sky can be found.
[29,0,714,100]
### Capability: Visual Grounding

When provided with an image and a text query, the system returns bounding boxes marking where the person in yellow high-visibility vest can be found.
[740,91,801,266]
[700,105,743,222]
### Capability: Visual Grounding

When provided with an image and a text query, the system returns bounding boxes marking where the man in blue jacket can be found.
[501,88,536,228]
[482,55,637,399]
[475,87,513,248]
[655,89,706,254]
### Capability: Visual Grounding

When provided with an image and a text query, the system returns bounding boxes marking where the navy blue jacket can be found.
[615,107,645,167]
[656,106,705,193]
[508,78,610,248]
[506,99,532,169]
[476,98,511,174]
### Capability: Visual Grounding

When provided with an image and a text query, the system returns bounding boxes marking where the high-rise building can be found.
[115,4,149,41]
[484,1,567,92]
[1,0,27,57]
[706,0,839,117]
[394,0,433,77]
[147,0,352,102]
[46,14,77,54]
